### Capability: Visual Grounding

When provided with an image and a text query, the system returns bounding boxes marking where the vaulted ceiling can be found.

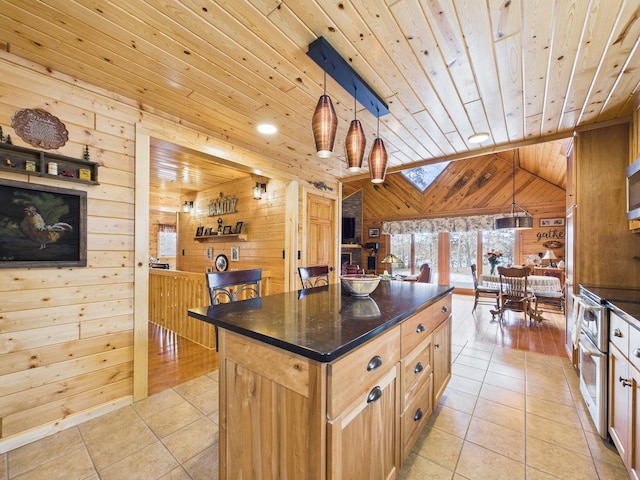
[0,1,635,189]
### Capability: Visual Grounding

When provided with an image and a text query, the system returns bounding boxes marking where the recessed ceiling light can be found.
[257,123,277,134]
[468,132,489,144]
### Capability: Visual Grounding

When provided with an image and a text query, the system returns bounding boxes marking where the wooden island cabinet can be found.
[189,281,453,479]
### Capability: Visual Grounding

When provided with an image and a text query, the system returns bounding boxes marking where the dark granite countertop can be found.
[188,281,453,363]
[580,285,640,327]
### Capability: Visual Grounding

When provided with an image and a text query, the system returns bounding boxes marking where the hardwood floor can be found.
[453,293,567,357]
[147,322,219,396]
[147,292,568,396]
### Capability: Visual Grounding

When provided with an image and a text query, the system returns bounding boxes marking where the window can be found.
[481,230,514,274]
[389,233,438,280]
[389,234,411,275]
[449,229,514,288]
[158,224,177,257]
[449,231,477,288]
[414,232,438,283]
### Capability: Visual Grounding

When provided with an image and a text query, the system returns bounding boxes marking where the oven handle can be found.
[572,294,606,312]
[578,338,605,358]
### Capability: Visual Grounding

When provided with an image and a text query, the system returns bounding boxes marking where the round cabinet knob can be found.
[416,323,425,333]
[633,348,640,358]
[441,306,448,313]
[613,328,623,338]
[414,362,424,374]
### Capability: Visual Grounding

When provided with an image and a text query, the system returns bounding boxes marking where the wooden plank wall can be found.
[177,176,286,294]
[0,56,138,447]
[0,52,327,450]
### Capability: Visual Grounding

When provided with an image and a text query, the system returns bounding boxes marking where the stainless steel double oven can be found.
[574,286,609,437]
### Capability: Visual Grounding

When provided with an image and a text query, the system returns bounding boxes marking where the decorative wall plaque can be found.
[11,109,69,150]
[208,193,238,216]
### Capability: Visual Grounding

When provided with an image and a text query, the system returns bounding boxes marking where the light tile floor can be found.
[0,342,630,479]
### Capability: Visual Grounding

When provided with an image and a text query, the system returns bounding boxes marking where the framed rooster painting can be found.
[0,178,87,268]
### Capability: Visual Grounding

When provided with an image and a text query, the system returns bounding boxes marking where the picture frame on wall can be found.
[231,246,239,261]
[223,225,232,234]
[0,178,87,268]
[234,221,243,234]
[540,218,565,227]
[368,227,380,238]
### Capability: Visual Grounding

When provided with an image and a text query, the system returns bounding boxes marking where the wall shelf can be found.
[0,142,99,185]
[194,233,247,242]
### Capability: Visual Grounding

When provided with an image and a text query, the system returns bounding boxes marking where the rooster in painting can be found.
[19,205,72,250]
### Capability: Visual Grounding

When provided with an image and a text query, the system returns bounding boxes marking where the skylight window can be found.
[401,162,450,191]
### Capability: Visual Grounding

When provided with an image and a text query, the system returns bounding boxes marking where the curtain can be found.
[382,214,500,235]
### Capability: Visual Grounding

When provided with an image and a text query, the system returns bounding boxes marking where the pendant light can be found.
[369,112,387,183]
[345,87,366,171]
[311,63,338,158]
[495,151,533,230]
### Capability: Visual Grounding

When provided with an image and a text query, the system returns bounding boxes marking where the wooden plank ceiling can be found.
[0,1,636,192]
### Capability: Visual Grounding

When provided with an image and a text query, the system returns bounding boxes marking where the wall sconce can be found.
[253,183,267,200]
[182,201,193,213]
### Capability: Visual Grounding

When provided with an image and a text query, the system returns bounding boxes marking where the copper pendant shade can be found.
[369,115,387,183]
[345,119,366,171]
[312,94,338,158]
[369,138,388,183]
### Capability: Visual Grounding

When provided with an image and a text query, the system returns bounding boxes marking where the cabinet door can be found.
[432,316,451,404]
[327,367,399,480]
[631,364,640,480]
[609,343,630,461]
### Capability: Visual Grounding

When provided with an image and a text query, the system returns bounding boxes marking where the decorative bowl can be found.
[340,274,381,297]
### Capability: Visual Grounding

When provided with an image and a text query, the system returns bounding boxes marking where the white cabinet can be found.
[608,311,640,480]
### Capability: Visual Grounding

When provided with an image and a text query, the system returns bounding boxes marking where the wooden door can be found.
[432,316,451,404]
[307,193,335,268]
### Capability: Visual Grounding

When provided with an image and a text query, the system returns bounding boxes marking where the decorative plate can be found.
[11,108,69,149]
[542,240,564,249]
[215,254,229,272]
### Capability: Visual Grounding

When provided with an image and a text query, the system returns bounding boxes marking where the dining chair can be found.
[490,266,540,324]
[343,264,364,275]
[416,263,432,283]
[298,265,330,289]
[534,270,565,313]
[206,269,262,350]
[470,263,499,312]
[206,268,262,304]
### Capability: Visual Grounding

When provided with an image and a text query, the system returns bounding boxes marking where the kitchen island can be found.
[188,281,453,480]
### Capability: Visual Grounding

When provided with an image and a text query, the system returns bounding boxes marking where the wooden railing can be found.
[149,269,271,349]
[149,270,214,348]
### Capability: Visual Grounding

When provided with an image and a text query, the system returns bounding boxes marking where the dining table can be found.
[479,274,562,294]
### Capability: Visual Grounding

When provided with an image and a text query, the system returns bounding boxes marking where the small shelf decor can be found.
[194,233,247,242]
[0,142,99,185]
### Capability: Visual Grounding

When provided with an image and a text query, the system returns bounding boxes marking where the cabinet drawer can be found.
[401,373,432,462]
[328,326,400,418]
[400,335,432,410]
[628,324,640,372]
[401,306,432,357]
[610,312,629,357]
[432,295,452,328]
